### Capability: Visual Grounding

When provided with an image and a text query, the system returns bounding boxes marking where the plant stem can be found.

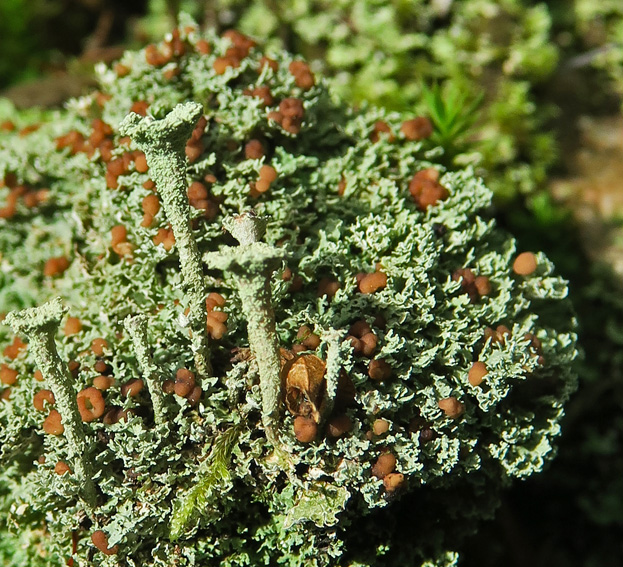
[119,102,212,378]
[5,298,97,509]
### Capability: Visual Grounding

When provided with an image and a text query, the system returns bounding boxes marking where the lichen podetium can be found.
[124,313,167,425]
[5,298,98,509]
[206,211,285,445]
[119,102,212,378]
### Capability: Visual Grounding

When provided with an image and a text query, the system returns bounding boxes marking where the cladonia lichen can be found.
[0,17,577,567]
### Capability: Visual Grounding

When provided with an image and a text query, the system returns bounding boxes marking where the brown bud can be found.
[206,313,227,339]
[68,360,80,378]
[400,117,433,141]
[349,320,372,337]
[358,271,387,294]
[196,39,211,55]
[33,389,55,411]
[3,336,26,360]
[130,100,149,116]
[91,338,109,356]
[186,385,202,406]
[64,317,82,336]
[206,292,226,310]
[43,256,70,277]
[142,194,160,217]
[245,139,264,160]
[176,368,195,385]
[134,152,148,172]
[0,364,18,385]
[474,276,491,296]
[174,380,193,398]
[370,121,394,143]
[121,379,144,398]
[93,375,115,391]
[317,278,340,298]
[296,325,321,350]
[360,332,378,357]
[43,409,64,435]
[259,164,278,183]
[94,360,112,375]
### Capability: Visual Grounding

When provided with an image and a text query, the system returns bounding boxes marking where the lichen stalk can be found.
[124,314,167,425]
[5,298,97,509]
[119,102,212,377]
[318,329,344,424]
[237,271,282,444]
[205,212,284,445]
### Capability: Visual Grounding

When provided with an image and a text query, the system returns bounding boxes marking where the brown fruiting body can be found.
[370,121,394,143]
[121,379,144,398]
[3,336,26,359]
[383,472,405,492]
[372,418,390,436]
[54,461,72,475]
[358,271,388,294]
[400,117,433,141]
[0,364,18,385]
[326,415,353,438]
[77,387,106,422]
[64,317,82,336]
[43,409,64,435]
[93,375,115,390]
[371,453,397,479]
[368,359,392,381]
[91,338,109,356]
[409,168,449,210]
[468,361,488,386]
[513,252,538,275]
[293,415,317,443]
[44,256,70,277]
[438,397,465,419]
[91,530,119,556]
[317,278,340,299]
[33,389,55,411]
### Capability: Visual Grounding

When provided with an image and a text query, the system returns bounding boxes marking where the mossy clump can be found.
[0,17,577,567]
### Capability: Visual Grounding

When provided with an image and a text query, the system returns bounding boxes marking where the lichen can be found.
[0,17,577,567]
